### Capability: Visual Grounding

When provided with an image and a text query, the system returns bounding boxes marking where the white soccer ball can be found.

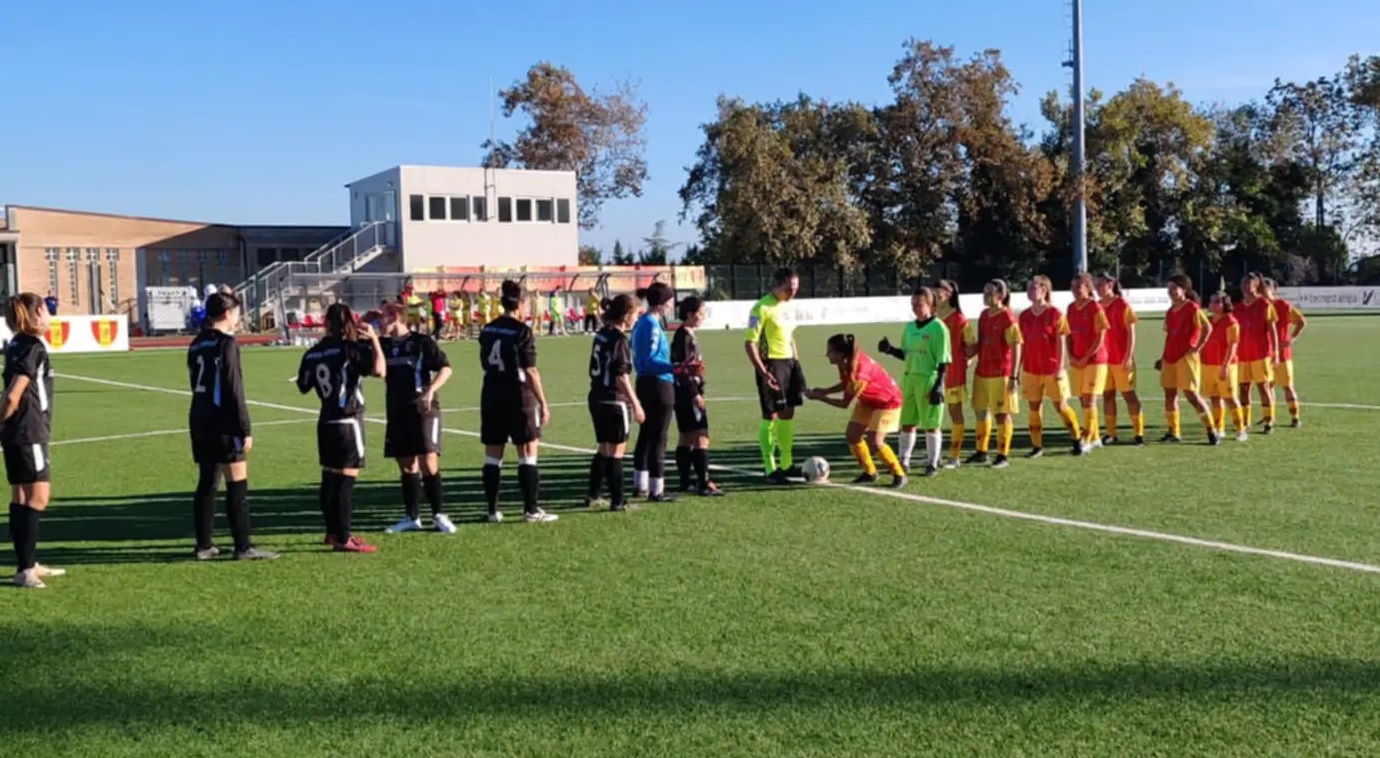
[802,456,830,484]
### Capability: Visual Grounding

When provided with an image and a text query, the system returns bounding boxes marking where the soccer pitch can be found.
[4,315,1380,757]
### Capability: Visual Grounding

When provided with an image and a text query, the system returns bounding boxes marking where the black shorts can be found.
[584,314,598,331]
[318,417,367,470]
[190,431,247,465]
[384,409,443,458]
[3,442,51,485]
[589,398,632,444]
[756,358,807,419]
[480,396,541,446]
[674,389,709,433]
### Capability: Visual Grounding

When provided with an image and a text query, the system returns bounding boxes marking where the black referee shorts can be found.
[4,442,51,485]
[755,358,807,420]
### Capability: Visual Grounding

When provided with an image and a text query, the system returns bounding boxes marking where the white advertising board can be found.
[0,314,131,354]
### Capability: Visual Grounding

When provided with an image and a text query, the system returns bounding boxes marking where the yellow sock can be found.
[1105,408,1118,440]
[1083,406,1099,443]
[1232,407,1245,432]
[1262,404,1275,424]
[1198,411,1214,434]
[1132,411,1146,438]
[1059,405,1082,439]
[976,419,992,453]
[1166,409,1181,437]
[849,441,877,476]
[999,418,1015,456]
[1212,406,1225,434]
[950,423,965,459]
[1028,409,1045,449]
[1243,405,1253,427]
[1288,400,1300,421]
[876,443,904,476]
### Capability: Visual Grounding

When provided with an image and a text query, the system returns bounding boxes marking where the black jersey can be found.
[381,332,450,415]
[187,328,252,438]
[671,326,704,396]
[588,326,632,402]
[296,336,376,421]
[478,315,536,399]
[1,334,54,445]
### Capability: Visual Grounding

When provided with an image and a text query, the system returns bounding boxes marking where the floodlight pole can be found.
[1067,0,1089,275]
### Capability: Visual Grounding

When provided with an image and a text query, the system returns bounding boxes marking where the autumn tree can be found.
[578,245,603,266]
[484,62,648,229]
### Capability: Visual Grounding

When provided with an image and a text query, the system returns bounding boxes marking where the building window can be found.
[257,248,278,267]
[428,196,448,220]
[280,248,301,262]
[44,248,59,297]
[497,196,513,223]
[449,196,469,221]
[472,196,488,221]
[106,248,120,310]
[515,198,533,222]
[536,199,554,223]
[557,198,572,224]
[409,194,425,221]
[65,248,80,303]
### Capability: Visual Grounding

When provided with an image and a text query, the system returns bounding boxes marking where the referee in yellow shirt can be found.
[745,268,806,484]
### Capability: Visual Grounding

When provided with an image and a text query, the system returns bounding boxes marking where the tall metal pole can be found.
[1069,0,1089,274]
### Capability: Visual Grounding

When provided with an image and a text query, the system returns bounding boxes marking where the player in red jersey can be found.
[1263,278,1307,427]
[1094,273,1145,445]
[1066,273,1110,450]
[1018,276,1083,458]
[1157,275,1218,445]
[967,280,1023,468]
[808,334,907,487]
[1235,272,1280,433]
[936,280,976,468]
[1201,291,1248,442]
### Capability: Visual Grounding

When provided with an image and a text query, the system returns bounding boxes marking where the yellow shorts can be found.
[1021,371,1069,404]
[1160,355,1201,393]
[1107,363,1136,394]
[1239,358,1273,385]
[973,376,1019,416]
[1275,359,1295,388]
[850,404,901,434]
[1200,363,1238,400]
[943,385,966,406]
[1070,364,1108,397]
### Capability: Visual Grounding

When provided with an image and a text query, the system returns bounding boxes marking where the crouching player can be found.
[807,334,907,488]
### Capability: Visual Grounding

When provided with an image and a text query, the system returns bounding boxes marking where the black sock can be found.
[224,479,252,553]
[604,456,625,506]
[482,463,501,514]
[422,473,444,517]
[10,503,35,571]
[401,472,423,522]
[587,454,605,500]
[692,447,710,489]
[517,463,540,514]
[193,463,220,550]
[320,471,342,539]
[337,475,358,541]
[675,446,692,490]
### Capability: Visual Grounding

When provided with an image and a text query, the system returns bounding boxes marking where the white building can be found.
[346,165,579,271]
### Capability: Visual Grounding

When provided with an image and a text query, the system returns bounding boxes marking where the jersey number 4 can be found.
[486,339,505,372]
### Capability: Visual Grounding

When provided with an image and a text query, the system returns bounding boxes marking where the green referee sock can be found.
[777,419,796,471]
[758,420,777,473]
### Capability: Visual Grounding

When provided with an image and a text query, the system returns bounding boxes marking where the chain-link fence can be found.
[704,264,927,300]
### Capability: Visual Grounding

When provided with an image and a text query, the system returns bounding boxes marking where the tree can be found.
[578,245,602,266]
[610,239,635,265]
[1344,55,1380,245]
[1266,73,1360,229]
[483,62,649,229]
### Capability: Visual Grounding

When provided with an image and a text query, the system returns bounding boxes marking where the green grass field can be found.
[4,314,1380,757]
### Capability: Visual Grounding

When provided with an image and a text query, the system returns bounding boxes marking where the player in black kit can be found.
[186,292,279,562]
[671,296,724,497]
[377,301,456,534]
[585,294,645,512]
[478,280,556,523]
[297,303,386,552]
[3,293,65,588]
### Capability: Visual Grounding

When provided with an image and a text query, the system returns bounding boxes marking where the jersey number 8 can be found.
[315,363,334,396]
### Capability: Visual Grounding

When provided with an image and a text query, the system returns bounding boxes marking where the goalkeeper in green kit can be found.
[879,287,951,477]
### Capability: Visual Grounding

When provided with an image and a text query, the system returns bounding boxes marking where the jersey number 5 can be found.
[487,339,505,372]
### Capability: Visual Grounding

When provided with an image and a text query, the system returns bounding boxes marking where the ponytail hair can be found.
[826,333,860,380]
[640,282,673,308]
[500,280,522,313]
[602,293,636,325]
[1209,290,1234,313]
[938,279,961,314]
[5,293,44,336]
[986,279,1011,307]
[677,295,704,322]
[1243,271,1265,297]
[1095,271,1122,296]
[324,302,359,342]
[1168,274,1199,304]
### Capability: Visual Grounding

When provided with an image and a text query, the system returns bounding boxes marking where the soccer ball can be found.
[802,456,830,484]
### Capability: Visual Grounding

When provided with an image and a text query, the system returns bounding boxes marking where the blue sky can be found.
[2,0,1376,255]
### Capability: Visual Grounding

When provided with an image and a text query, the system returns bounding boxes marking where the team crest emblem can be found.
[91,319,119,347]
[47,320,70,348]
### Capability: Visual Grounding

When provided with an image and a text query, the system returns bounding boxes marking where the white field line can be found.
[56,372,1380,575]
[52,418,311,447]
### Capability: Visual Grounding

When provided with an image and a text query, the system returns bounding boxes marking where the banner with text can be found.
[0,314,131,353]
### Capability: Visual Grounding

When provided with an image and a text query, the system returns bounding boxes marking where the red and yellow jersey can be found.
[939,306,976,388]
[975,307,1022,378]
[844,351,903,410]
[1234,296,1276,362]
[1101,296,1139,365]
[1067,299,1110,364]
[1162,301,1210,363]
[1018,305,1067,376]
[1201,314,1240,366]
[1269,297,1305,361]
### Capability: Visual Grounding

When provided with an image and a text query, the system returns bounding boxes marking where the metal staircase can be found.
[234,221,392,328]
